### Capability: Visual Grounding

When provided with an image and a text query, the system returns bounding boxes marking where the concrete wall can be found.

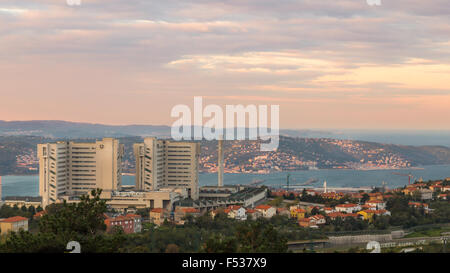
[328,234,392,245]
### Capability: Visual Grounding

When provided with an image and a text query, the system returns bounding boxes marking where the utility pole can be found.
[218,135,224,187]
[443,237,448,253]
[286,174,290,192]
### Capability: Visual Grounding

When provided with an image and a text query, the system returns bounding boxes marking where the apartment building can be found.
[134,137,200,200]
[104,214,142,234]
[38,138,124,208]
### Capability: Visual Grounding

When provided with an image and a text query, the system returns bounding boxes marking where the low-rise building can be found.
[305,189,317,196]
[33,210,46,220]
[368,192,383,201]
[276,207,290,217]
[150,208,168,226]
[255,205,276,218]
[372,209,391,217]
[229,205,247,220]
[104,214,142,234]
[290,207,306,219]
[438,193,448,200]
[365,200,387,210]
[0,216,29,235]
[429,185,443,192]
[309,214,326,225]
[327,212,360,221]
[174,207,201,223]
[408,202,429,209]
[418,189,433,200]
[323,207,335,214]
[358,210,374,221]
[335,203,360,213]
[246,208,262,219]
[298,217,316,228]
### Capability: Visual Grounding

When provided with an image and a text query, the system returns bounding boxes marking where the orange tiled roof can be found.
[327,212,346,218]
[255,205,272,210]
[182,208,200,213]
[33,211,46,218]
[0,216,28,223]
[126,214,141,218]
[336,203,358,208]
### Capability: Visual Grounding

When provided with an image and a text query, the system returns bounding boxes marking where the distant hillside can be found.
[1,127,450,175]
[1,135,450,176]
[199,137,450,172]
[0,120,171,138]
[1,120,449,147]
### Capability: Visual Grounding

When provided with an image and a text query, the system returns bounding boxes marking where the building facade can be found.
[38,138,124,208]
[134,137,200,200]
[0,216,29,235]
[104,214,142,234]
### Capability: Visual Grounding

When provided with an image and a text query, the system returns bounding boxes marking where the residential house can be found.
[326,212,360,221]
[438,193,448,200]
[429,185,443,192]
[419,189,433,200]
[366,200,387,210]
[276,207,291,217]
[372,209,391,217]
[246,209,262,219]
[323,207,335,214]
[290,207,306,219]
[0,216,29,235]
[104,214,142,234]
[255,205,276,218]
[408,202,429,209]
[309,214,326,225]
[298,217,317,228]
[150,208,168,226]
[368,192,383,201]
[305,189,317,196]
[335,203,361,214]
[174,207,201,223]
[33,210,46,220]
[358,210,375,221]
[227,205,247,220]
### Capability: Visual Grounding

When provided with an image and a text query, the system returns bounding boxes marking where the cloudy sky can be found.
[0,0,449,129]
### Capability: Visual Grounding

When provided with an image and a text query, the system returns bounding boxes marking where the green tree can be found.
[202,234,238,253]
[235,220,288,253]
[0,189,125,253]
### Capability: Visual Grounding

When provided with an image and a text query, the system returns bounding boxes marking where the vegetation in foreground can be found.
[0,189,289,253]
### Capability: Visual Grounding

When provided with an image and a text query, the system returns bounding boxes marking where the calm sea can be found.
[1,165,449,197]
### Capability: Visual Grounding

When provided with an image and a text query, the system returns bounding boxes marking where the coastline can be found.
[199,165,428,175]
[0,165,435,177]
[1,164,449,197]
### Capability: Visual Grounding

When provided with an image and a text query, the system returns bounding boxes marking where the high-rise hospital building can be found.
[38,138,124,207]
[134,138,200,200]
[38,137,200,208]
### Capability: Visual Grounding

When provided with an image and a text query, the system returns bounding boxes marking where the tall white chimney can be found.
[0,176,2,202]
[218,135,224,187]
[323,180,327,193]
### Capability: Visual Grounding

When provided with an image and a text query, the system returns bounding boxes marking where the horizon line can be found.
[1,119,449,132]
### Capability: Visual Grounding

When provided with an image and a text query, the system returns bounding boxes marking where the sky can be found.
[0,0,449,130]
